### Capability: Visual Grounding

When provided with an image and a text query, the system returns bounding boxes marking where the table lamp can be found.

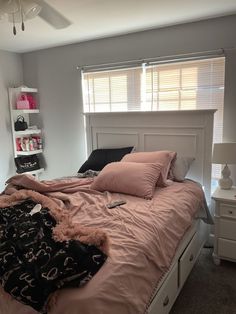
[212,142,236,189]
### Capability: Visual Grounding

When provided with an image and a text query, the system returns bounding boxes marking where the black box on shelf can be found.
[14,155,40,174]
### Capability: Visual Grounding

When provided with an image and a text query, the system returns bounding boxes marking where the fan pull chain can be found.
[19,0,25,31]
[21,20,25,31]
[12,13,16,35]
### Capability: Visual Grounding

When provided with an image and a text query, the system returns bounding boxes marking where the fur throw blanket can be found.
[0,177,109,255]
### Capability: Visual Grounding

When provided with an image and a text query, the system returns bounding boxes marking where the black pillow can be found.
[78,147,134,173]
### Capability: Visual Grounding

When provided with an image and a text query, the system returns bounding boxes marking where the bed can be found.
[0,110,215,314]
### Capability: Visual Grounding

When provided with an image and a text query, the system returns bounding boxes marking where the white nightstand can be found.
[212,186,236,265]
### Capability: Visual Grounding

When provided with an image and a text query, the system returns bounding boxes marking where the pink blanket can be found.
[0,175,206,314]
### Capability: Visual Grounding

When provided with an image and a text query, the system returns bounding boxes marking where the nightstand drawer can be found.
[218,219,236,241]
[218,238,236,260]
[220,203,236,219]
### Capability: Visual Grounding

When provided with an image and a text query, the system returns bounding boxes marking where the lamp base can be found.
[218,164,233,190]
[219,177,233,190]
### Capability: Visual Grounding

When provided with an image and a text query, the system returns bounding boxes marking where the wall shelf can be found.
[14,129,41,136]
[23,168,44,176]
[20,87,38,93]
[16,149,43,156]
[13,109,40,114]
[15,86,38,93]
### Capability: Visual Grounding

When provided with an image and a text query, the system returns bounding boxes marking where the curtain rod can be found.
[76,48,226,72]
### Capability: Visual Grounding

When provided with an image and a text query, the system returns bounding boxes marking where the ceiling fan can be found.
[0,0,72,35]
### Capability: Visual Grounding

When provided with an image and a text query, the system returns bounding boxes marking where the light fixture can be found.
[212,142,236,190]
[0,0,42,35]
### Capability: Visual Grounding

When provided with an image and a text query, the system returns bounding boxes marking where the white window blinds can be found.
[82,66,142,112]
[82,56,225,178]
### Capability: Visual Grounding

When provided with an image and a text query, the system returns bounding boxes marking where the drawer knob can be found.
[163,296,169,307]
[228,210,233,214]
[189,254,194,262]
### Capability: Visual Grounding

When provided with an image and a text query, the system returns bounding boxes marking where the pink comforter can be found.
[0,175,206,314]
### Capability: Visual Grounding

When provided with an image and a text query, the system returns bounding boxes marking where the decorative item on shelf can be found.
[20,137,29,151]
[16,94,30,109]
[14,115,28,131]
[28,125,38,130]
[31,136,42,150]
[36,137,43,150]
[16,136,42,152]
[15,138,21,151]
[32,137,38,150]
[212,142,236,190]
[14,155,40,174]
[16,93,37,109]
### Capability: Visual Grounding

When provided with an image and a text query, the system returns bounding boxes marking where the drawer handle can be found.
[163,296,169,307]
[228,210,233,215]
[189,254,194,262]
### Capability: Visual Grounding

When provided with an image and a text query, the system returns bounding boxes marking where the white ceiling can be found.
[0,0,236,53]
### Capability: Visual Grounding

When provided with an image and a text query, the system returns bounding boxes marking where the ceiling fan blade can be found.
[36,0,72,29]
[0,0,18,14]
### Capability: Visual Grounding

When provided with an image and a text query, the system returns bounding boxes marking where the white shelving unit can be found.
[8,86,44,178]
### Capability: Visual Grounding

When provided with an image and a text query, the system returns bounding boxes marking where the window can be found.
[82,67,142,112]
[82,57,225,179]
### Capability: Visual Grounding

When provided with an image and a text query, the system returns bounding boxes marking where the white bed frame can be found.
[84,110,215,314]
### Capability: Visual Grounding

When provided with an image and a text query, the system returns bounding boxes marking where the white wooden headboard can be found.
[84,110,216,203]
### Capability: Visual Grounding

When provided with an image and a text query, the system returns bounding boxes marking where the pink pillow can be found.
[121,151,176,185]
[90,161,163,199]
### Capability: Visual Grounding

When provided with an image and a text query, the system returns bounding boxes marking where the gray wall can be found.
[22,15,236,181]
[0,50,23,192]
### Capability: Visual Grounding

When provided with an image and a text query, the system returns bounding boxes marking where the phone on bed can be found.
[107,200,126,208]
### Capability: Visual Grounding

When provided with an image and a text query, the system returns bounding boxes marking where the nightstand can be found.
[212,186,236,265]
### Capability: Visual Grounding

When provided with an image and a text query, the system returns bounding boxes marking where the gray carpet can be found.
[170,248,236,314]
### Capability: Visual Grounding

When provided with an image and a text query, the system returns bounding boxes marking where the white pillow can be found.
[171,157,195,182]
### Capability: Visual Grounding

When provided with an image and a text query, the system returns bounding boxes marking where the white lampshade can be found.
[212,142,236,164]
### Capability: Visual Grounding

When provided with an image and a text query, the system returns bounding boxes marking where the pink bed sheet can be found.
[0,177,206,314]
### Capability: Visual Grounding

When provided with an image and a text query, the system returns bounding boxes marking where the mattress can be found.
[0,177,209,314]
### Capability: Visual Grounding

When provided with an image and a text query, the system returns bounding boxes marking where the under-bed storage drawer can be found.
[179,231,202,287]
[218,238,236,260]
[148,263,178,314]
